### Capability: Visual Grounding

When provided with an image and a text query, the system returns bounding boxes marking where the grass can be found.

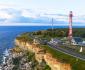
[41,45,85,70]
[16,32,33,44]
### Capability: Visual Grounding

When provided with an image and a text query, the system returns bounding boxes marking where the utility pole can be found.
[51,18,54,42]
[52,18,54,35]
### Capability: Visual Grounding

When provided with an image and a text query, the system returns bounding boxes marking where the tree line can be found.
[33,28,85,38]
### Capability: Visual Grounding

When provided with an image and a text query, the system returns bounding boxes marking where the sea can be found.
[0,25,85,64]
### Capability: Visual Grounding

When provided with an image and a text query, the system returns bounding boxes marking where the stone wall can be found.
[15,39,71,70]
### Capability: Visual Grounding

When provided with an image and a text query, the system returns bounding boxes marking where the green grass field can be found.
[41,45,85,70]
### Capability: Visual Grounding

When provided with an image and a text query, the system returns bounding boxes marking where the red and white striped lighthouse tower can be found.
[68,11,73,41]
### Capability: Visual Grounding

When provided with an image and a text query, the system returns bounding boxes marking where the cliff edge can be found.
[15,38,71,70]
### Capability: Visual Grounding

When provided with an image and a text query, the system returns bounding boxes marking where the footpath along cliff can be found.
[15,37,72,70]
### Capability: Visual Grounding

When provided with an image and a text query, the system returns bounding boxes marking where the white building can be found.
[71,37,83,45]
[50,38,61,44]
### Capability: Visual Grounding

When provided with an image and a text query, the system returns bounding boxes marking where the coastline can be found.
[1,27,85,70]
[0,32,71,70]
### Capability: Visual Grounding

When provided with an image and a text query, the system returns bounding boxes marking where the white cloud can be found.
[0,3,15,9]
[0,11,13,19]
[0,7,84,25]
[0,4,13,19]
[21,9,38,18]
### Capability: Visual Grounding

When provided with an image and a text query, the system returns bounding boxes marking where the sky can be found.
[0,0,85,25]
[0,0,85,15]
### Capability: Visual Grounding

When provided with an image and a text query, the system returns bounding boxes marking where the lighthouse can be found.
[68,11,73,41]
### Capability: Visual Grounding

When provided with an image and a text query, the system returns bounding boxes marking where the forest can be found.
[33,28,85,38]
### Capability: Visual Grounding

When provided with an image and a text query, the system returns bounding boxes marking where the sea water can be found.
[0,26,56,64]
[0,26,85,64]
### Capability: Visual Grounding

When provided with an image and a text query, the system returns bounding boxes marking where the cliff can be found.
[15,39,72,70]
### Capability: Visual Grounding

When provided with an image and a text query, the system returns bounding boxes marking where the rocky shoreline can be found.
[0,47,51,70]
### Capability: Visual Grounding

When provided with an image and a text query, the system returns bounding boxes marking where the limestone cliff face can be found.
[15,39,71,70]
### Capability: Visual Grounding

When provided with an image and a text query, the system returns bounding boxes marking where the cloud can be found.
[21,9,38,18]
[0,4,15,9]
[0,8,50,23]
[5,16,50,23]
[0,10,13,19]
[0,7,84,25]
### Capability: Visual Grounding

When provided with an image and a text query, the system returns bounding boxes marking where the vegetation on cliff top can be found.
[16,32,33,44]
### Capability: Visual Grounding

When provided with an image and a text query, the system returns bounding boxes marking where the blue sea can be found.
[0,26,56,63]
[0,26,85,63]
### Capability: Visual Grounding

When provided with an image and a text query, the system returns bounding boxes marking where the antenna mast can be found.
[52,18,54,34]
[51,18,54,42]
